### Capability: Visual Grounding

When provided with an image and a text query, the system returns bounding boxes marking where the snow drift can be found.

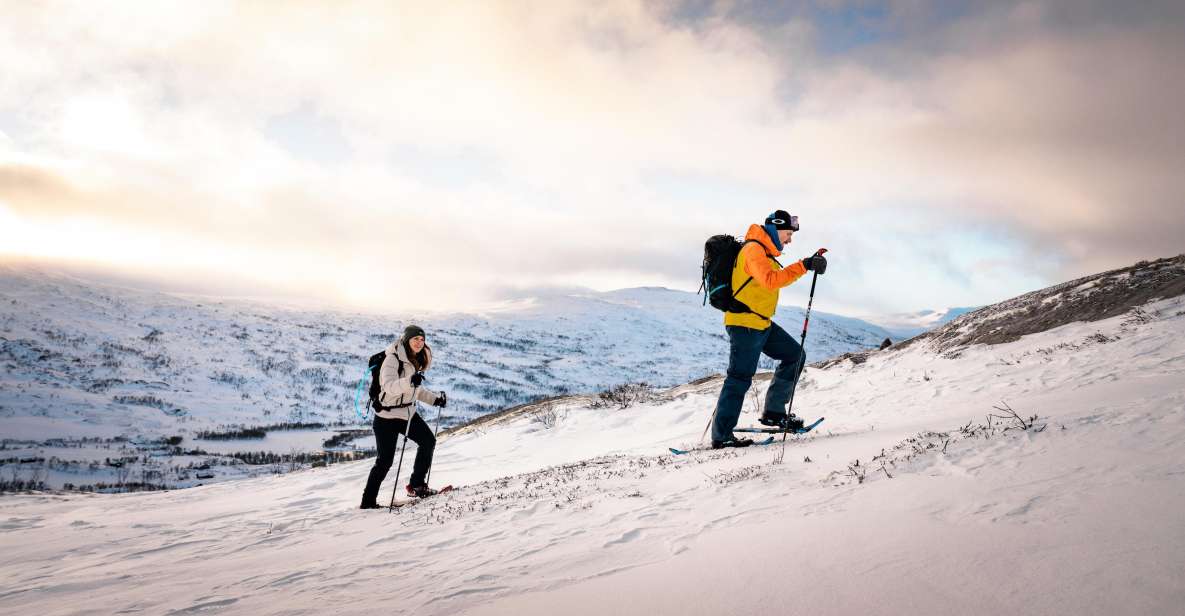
[2,256,1184,615]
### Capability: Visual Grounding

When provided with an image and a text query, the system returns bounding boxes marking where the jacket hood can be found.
[744,224,782,257]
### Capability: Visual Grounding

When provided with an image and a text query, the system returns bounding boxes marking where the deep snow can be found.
[1,291,1183,614]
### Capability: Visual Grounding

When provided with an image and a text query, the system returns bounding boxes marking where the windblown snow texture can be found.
[2,257,1184,615]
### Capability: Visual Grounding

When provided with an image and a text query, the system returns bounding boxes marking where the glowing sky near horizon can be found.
[2,1,1183,317]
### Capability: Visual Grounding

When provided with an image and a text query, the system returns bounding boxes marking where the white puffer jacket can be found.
[375,337,439,421]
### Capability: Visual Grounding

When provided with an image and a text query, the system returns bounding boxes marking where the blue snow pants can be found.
[712,322,806,442]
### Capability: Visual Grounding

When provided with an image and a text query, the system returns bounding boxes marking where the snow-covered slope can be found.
[2,258,1184,615]
[915,255,1185,351]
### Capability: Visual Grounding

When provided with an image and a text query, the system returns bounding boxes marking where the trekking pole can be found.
[423,391,447,488]
[388,385,419,512]
[700,412,715,444]
[777,248,827,463]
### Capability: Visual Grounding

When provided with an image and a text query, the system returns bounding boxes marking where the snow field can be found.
[2,302,1184,615]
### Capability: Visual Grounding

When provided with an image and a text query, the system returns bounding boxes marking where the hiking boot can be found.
[759,412,805,432]
[359,499,382,510]
[711,436,754,450]
[406,484,438,498]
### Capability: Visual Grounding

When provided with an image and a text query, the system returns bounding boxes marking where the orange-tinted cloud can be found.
[0,1,1182,313]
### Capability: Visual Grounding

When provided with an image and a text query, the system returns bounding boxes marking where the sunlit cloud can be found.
[1,0,1182,315]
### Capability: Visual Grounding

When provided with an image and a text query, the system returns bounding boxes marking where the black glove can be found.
[433,392,447,408]
[802,254,827,275]
[410,372,424,387]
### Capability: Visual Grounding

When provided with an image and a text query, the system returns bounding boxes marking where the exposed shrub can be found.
[588,382,664,410]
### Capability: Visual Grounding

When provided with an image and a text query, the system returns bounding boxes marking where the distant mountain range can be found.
[864,307,979,340]
[0,265,898,442]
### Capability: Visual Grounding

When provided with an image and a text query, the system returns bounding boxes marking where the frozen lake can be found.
[192,429,375,454]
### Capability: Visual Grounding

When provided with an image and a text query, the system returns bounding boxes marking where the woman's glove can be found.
[433,392,448,408]
[410,372,424,387]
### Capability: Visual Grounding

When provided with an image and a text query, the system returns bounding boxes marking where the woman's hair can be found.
[402,337,429,371]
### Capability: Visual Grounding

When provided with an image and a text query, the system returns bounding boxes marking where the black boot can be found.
[406,484,438,498]
[759,412,805,432]
[711,436,754,449]
[360,496,382,510]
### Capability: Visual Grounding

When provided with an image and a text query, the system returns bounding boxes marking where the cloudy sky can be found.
[1,0,1183,317]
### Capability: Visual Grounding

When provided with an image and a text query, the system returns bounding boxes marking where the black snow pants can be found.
[361,413,436,505]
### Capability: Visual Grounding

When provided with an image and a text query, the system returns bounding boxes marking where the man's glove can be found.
[802,254,828,274]
[433,392,447,408]
[410,372,424,387]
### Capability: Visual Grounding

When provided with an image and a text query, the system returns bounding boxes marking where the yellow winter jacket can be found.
[725,224,808,330]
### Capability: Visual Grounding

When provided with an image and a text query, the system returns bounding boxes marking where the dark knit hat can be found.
[402,324,426,341]
[765,210,800,231]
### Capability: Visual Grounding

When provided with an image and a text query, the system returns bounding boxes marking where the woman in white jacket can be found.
[360,325,447,508]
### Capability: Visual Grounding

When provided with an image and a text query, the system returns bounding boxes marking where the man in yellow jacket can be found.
[712,210,827,448]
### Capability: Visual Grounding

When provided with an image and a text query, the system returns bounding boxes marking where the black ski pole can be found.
[700,403,716,444]
[777,248,827,463]
[424,392,446,488]
[388,385,419,512]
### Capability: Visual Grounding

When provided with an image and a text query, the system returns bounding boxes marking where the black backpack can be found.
[367,350,407,412]
[700,235,776,320]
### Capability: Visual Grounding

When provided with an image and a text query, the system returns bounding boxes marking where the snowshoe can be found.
[405,484,455,499]
[711,436,754,450]
[670,436,774,455]
[735,417,825,435]
[759,412,805,432]
[406,484,438,498]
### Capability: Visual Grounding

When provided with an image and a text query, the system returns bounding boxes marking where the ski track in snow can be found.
[2,303,1185,614]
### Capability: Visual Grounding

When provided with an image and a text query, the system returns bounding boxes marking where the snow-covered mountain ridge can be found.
[2,257,1184,615]
[864,306,978,339]
[0,265,890,437]
[915,254,1185,351]
[818,254,1185,367]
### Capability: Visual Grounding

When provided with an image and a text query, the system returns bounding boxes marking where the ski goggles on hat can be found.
[768,215,799,231]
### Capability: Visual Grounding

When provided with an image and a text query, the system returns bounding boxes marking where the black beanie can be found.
[765,210,799,231]
[402,325,426,341]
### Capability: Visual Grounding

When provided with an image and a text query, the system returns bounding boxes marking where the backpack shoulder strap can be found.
[371,350,412,411]
[386,346,408,377]
[731,239,773,321]
[741,238,782,267]
[732,239,764,298]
